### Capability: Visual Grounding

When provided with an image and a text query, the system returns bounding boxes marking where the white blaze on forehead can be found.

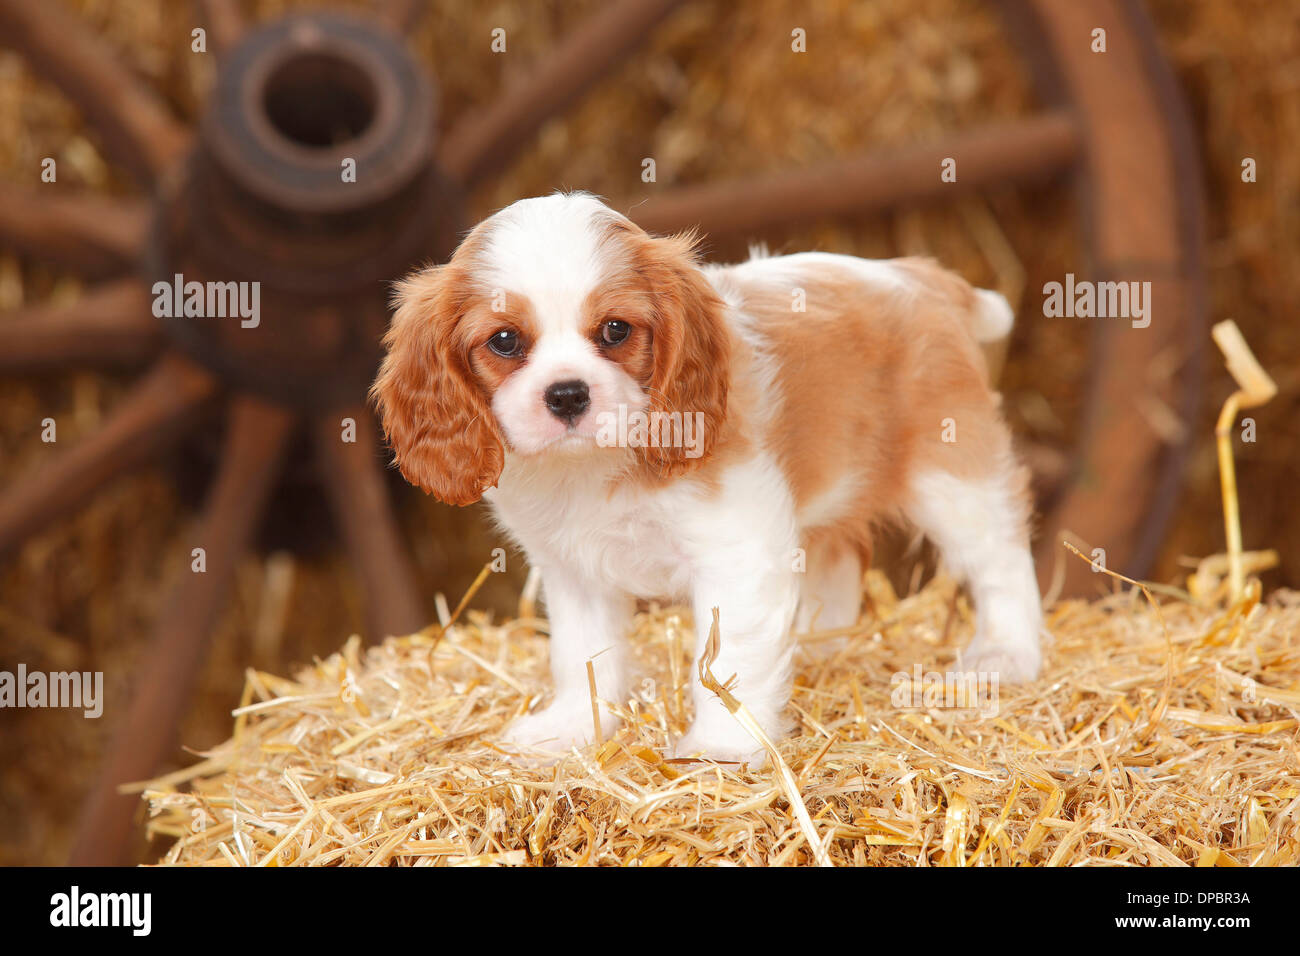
[474,194,648,456]
[479,193,625,335]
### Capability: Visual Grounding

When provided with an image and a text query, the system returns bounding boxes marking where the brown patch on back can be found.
[731,259,1013,557]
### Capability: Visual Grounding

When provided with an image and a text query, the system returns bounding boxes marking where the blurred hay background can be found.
[0,0,1296,864]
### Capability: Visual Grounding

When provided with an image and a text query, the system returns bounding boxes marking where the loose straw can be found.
[1211,320,1277,602]
[1063,542,1172,738]
[696,608,834,867]
[587,660,604,746]
[143,566,1300,867]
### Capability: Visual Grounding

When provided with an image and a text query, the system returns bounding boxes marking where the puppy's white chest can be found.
[490,475,691,600]
[581,508,690,599]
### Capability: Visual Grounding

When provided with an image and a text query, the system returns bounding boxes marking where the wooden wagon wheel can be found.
[0,0,1204,864]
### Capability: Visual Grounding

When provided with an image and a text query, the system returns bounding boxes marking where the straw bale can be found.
[143,569,1300,866]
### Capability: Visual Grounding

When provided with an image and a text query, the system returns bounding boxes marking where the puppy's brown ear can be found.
[637,232,731,476]
[370,267,505,506]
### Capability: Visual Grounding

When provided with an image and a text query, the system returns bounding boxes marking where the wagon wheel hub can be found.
[152,12,462,410]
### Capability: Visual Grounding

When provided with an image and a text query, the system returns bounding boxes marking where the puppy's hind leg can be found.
[903,454,1043,683]
[794,534,865,654]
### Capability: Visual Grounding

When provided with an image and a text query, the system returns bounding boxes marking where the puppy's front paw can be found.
[672,713,769,769]
[961,640,1042,684]
[499,704,608,762]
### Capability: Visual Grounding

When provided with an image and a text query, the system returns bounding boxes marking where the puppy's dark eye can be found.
[600,320,631,346]
[488,329,522,358]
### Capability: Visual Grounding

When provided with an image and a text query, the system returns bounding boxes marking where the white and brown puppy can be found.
[373,191,1043,764]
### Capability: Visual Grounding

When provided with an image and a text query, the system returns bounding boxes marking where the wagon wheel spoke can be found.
[438,0,686,186]
[68,397,296,866]
[0,0,190,185]
[0,355,218,562]
[623,111,1081,239]
[194,0,247,59]
[0,185,148,278]
[1008,0,1208,594]
[0,279,162,372]
[313,410,426,640]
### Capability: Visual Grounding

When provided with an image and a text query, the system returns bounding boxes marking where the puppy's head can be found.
[371,192,730,505]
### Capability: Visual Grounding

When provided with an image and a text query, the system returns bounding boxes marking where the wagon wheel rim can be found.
[0,0,1206,864]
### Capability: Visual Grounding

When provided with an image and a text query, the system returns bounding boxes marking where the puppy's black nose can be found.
[544,379,590,423]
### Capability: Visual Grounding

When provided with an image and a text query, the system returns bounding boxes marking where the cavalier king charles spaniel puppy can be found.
[373,192,1043,765]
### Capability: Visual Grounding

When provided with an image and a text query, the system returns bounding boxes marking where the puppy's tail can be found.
[971,288,1014,343]
[971,289,1014,384]
[895,257,1014,345]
